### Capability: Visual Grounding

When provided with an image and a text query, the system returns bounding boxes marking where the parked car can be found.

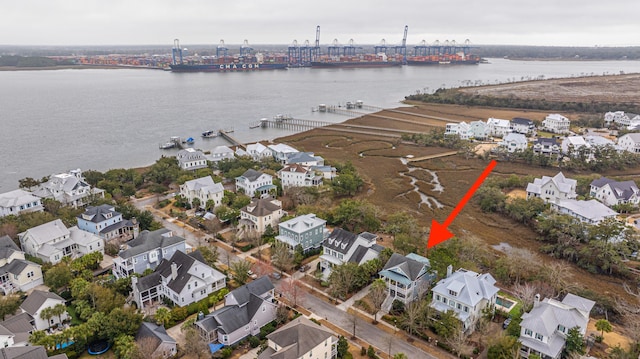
[247,270,257,279]
[503,317,512,329]
[271,272,282,279]
[299,264,310,272]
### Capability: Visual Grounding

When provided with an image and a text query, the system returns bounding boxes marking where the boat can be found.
[249,123,261,129]
[182,137,195,144]
[159,142,176,149]
[202,130,217,138]
[170,52,289,73]
[311,53,403,68]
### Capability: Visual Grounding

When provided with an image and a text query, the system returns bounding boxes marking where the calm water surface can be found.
[2,58,640,191]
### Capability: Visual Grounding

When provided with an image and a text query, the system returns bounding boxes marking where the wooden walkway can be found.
[218,130,246,150]
[406,151,458,162]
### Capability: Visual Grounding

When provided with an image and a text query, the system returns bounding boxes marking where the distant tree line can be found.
[0,55,73,67]
[474,45,640,60]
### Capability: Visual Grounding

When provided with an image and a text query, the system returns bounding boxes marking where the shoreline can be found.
[0,64,165,71]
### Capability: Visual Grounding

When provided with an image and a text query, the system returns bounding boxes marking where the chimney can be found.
[534,293,541,308]
[171,263,178,280]
[446,265,453,278]
[131,276,138,286]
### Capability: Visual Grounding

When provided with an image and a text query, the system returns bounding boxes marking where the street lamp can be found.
[394,319,397,334]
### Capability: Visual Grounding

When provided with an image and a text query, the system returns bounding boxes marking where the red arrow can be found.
[427,160,497,248]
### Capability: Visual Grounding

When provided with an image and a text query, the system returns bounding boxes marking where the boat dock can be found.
[260,117,333,131]
[218,129,246,150]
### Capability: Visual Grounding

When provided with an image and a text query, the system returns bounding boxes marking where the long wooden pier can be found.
[218,129,245,150]
[260,118,333,131]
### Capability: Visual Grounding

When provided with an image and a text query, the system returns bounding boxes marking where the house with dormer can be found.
[176,148,208,171]
[532,138,561,157]
[136,322,177,359]
[31,169,104,208]
[179,176,225,209]
[275,214,328,252]
[561,136,593,160]
[207,146,235,163]
[499,133,528,153]
[519,293,595,359]
[542,114,570,134]
[445,122,471,140]
[526,172,577,203]
[379,253,435,306]
[320,228,383,279]
[430,266,499,332]
[195,276,277,346]
[469,120,489,140]
[235,169,276,198]
[243,142,273,161]
[239,197,284,235]
[0,236,43,294]
[487,118,511,138]
[268,143,299,164]
[131,250,226,308]
[0,189,43,218]
[284,152,324,168]
[19,219,104,264]
[20,290,68,331]
[113,228,187,279]
[277,164,323,189]
[77,204,138,242]
[618,133,640,154]
[590,177,640,207]
[259,316,338,359]
[511,117,536,136]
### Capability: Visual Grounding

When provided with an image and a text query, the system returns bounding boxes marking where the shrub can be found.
[360,347,367,356]
[367,345,377,358]
[249,335,260,348]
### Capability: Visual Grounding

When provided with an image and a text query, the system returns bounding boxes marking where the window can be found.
[436,294,440,301]
[457,303,462,310]
[463,306,469,313]
[524,329,533,337]
[557,325,566,333]
[449,299,455,307]
[535,333,543,341]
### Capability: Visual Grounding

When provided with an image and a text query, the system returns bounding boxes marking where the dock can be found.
[218,129,246,150]
[260,117,333,131]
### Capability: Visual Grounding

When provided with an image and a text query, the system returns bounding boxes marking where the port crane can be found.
[216,39,228,58]
[343,39,358,56]
[172,39,183,65]
[327,38,341,57]
[240,39,253,56]
[374,39,387,54]
[313,25,321,60]
[393,25,408,61]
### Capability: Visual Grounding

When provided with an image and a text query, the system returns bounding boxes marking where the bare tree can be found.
[278,278,306,307]
[513,282,537,313]
[369,279,388,323]
[541,261,576,296]
[401,300,424,338]
[348,309,359,339]
[181,326,209,359]
[446,329,472,358]
[133,336,160,359]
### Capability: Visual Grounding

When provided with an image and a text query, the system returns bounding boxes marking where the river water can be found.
[2,58,640,191]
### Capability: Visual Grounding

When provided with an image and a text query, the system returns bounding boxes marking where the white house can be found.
[131,250,226,308]
[561,136,592,159]
[176,148,208,171]
[136,322,177,359]
[31,169,104,208]
[550,199,618,225]
[0,312,35,347]
[0,324,13,348]
[319,228,383,279]
[244,142,273,161]
[499,132,528,153]
[259,317,338,359]
[430,266,499,332]
[268,143,299,164]
[590,177,640,207]
[445,122,471,140]
[542,114,570,134]
[604,111,640,127]
[526,172,577,203]
[19,219,104,264]
[179,176,225,209]
[239,196,284,235]
[0,189,43,218]
[0,235,43,294]
[235,169,276,198]
[277,164,323,188]
[379,253,435,307]
[511,117,536,136]
[113,228,187,279]
[617,133,640,154]
[487,118,512,138]
[519,293,595,359]
[19,290,68,331]
[285,152,324,168]
[207,146,235,163]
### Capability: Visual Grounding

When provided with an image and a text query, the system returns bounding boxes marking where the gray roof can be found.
[21,219,69,246]
[553,199,617,222]
[511,117,534,125]
[0,236,20,259]
[323,228,358,255]
[0,312,35,341]
[155,250,201,293]
[590,177,639,201]
[0,346,53,359]
[182,176,224,194]
[0,190,41,209]
[0,323,12,336]
[77,204,120,223]
[20,290,65,316]
[381,253,430,281]
[240,169,264,182]
[227,276,274,305]
[136,322,176,349]
[263,316,334,359]
[242,197,281,217]
[119,228,184,259]
[431,268,499,308]
[285,152,319,164]
[534,137,559,146]
[0,259,34,276]
[620,132,640,143]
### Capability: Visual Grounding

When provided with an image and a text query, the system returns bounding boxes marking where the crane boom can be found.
[315,25,320,48]
[402,25,408,47]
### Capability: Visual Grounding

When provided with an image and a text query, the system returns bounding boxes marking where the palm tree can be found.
[154,307,172,327]
[39,307,54,329]
[51,303,67,326]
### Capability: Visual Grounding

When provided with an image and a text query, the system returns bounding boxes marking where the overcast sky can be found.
[2,0,639,47]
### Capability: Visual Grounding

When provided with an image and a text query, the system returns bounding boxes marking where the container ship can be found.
[406,52,480,65]
[170,53,288,72]
[310,53,403,68]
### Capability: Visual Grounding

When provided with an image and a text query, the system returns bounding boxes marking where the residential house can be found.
[0,345,68,359]
[526,172,577,203]
[275,214,328,252]
[195,276,277,346]
[584,135,617,150]
[179,176,225,209]
[532,138,561,157]
[20,290,68,331]
[561,136,593,159]
[207,146,235,163]
[0,189,43,218]
[511,117,536,136]
[0,312,36,347]
[0,324,13,348]
[445,122,471,140]
[176,148,208,171]
[617,133,640,154]
[277,164,323,188]
[239,197,284,235]
[487,118,512,138]
[590,177,640,207]
[550,199,618,225]
[113,228,187,279]
[284,152,324,168]
[519,293,595,359]
[131,250,226,308]
[268,143,299,164]
[469,120,489,140]
[319,228,383,278]
[258,316,338,359]
[31,169,104,208]
[542,114,570,134]
[235,169,276,198]
[0,235,43,294]
[430,266,499,331]
[310,165,337,180]
[18,219,104,264]
[379,253,435,306]
[604,111,640,128]
[135,322,177,359]
[499,132,528,153]
[76,204,138,242]
[243,142,273,161]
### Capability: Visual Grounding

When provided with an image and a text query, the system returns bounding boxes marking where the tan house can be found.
[239,197,284,235]
[0,236,43,294]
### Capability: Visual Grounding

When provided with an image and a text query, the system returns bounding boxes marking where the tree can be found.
[44,263,73,290]
[279,278,306,307]
[40,307,54,328]
[198,245,220,267]
[487,334,521,359]
[154,307,171,327]
[51,303,67,326]
[328,263,357,300]
[595,319,612,338]
[271,241,294,273]
[182,326,209,359]
[18,177,40,189]
[564,326,586,356]
[348,309,359,339]
[432,309,460,339]
[113,334,136,359]
[337,335,349,358]
[133,336,159,359]
[400,300,425,337]
[0,295,20,320]
[446,329,472,358]
[369,279,387,323]
[230,259,253,285]
[393,354,408,359]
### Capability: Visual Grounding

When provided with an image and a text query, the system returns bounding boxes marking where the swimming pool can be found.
[496,296,517,312]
